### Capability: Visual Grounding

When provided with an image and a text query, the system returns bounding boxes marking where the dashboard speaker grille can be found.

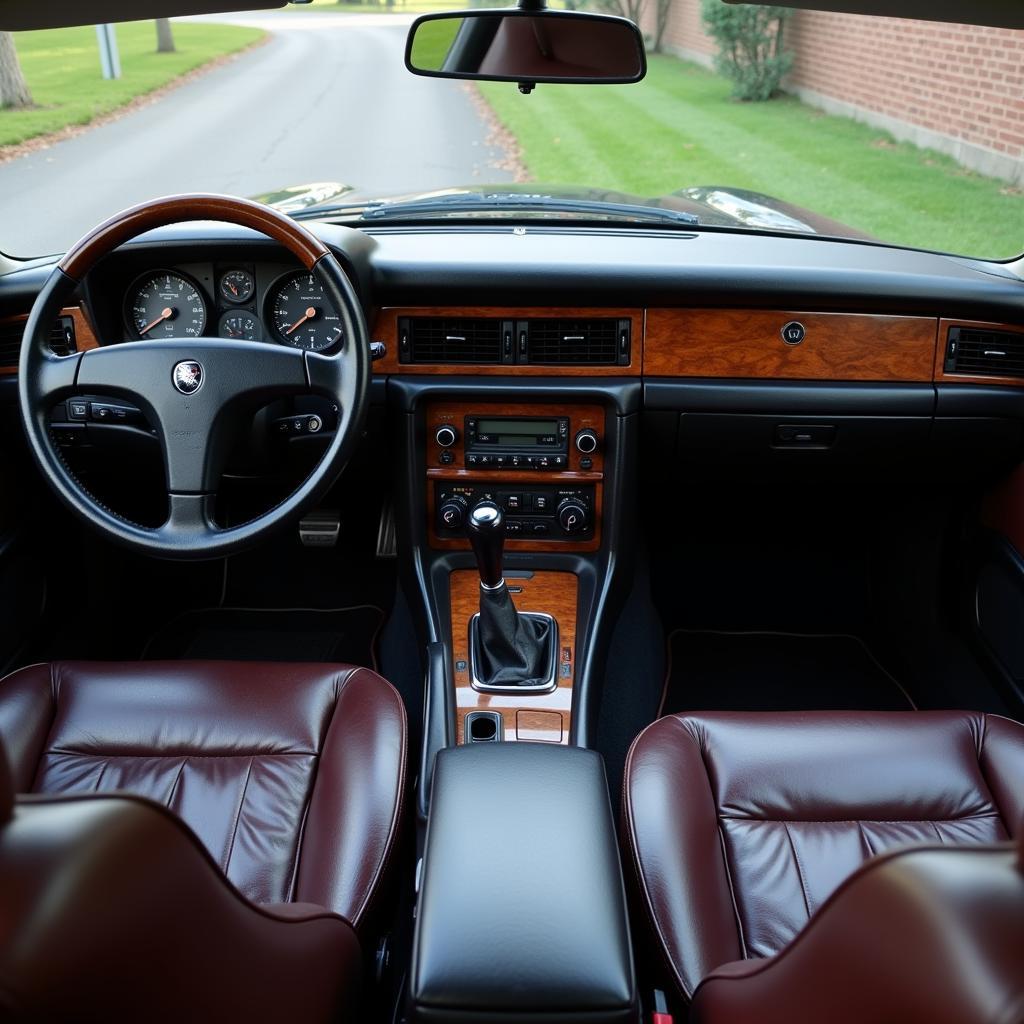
[945,326,1024,379]
[0,315,76,367]
[401,317,502,364]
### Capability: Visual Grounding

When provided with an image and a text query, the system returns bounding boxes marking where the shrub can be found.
[700,1,794,101]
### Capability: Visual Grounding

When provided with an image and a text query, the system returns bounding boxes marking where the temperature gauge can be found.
[219,269,255,304]
[218,311,261,341]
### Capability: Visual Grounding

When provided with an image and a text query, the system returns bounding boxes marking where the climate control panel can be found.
[435,483,595,542]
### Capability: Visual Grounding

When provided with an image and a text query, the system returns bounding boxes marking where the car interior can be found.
[0,0,1022,1021]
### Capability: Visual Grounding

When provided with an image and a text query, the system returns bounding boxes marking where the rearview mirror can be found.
[405,9,646,91]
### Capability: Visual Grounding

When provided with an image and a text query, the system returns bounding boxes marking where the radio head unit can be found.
[466,416,569,452]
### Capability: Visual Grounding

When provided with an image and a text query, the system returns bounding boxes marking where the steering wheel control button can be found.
[306,415,323,434]
[781,321,806,345]
[67,400,89,420]
[172,360,204,395]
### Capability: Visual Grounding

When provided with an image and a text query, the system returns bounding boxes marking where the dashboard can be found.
[1,221,1022,747]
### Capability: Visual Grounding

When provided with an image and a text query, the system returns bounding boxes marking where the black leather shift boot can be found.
[473,583,555,688]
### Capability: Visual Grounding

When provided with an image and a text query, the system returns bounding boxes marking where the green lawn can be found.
[408,17,460,71]
[0,21,264,148]
[287,0,468,13]
[480,54,1024,259]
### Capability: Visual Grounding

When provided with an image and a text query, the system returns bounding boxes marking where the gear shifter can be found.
[466,501,505,590]
[466,502,557,691]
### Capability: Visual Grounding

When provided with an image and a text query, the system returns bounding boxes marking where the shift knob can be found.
[467,501,505,589]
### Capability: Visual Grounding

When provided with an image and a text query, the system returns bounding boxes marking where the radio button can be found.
[467,454,480,466]
[506,494,522,510]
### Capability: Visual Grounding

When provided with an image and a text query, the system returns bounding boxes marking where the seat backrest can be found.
[691,831,1024,1024]
[0,737,362,1024]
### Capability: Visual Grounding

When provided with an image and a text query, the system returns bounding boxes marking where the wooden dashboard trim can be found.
[372,306,642,376]
[449,569,577,745]
[0,306,99,375]
[644,309,938,382]
[934,318,1024,388]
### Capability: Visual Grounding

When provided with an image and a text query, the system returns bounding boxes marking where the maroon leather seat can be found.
[624,711,1024,1017]
[0,660,407,1021]
[690,830,1024,1024]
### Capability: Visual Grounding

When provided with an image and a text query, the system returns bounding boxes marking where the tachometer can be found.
[126,271,207,340]
[267,271,343,352]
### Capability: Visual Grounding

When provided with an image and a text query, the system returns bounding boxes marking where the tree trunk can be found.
[155,18,176,54]
[0,31,32,109]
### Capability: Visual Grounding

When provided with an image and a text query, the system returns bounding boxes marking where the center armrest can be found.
[410,743,637,1024]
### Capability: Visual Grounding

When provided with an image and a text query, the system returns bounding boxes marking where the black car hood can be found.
[252,181,871,240]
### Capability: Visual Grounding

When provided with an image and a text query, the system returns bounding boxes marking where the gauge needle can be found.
[285,307,317,336]
[138,307,175,336]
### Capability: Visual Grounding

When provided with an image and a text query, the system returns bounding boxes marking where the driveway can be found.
[0,10,515,257]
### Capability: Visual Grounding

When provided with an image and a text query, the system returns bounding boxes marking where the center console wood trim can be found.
[372,306,642,376]
[644,309,938,381]
[449,569,577,745]
[0,306,99,375]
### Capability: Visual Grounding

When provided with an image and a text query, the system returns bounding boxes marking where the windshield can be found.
[0,4,1020,259]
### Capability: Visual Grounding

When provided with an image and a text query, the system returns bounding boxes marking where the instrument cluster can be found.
[121,262,344,352]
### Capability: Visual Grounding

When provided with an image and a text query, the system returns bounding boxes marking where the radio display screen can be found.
[476,419,561,445]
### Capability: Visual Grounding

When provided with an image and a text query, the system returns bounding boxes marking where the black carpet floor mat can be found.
[141,605,384,669]
[661,630,915,715]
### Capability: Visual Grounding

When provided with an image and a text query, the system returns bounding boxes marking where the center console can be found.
[409,742,638,1024]
[426,401,604,552]
[423,400,609,747]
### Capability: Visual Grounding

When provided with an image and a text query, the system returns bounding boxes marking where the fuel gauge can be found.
[219,269,255,304]
[218,310,262,341]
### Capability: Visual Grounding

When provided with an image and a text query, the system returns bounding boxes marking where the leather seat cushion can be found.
[0,660,407,924]
[623,710,1024,1000]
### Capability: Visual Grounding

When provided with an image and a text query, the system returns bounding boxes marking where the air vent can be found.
[0,315,76,368]
[399,317,504,364]
[944,326,1024,379]
[525,318,627,366]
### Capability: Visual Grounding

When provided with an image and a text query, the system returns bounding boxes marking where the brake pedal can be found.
[298,510,341,548]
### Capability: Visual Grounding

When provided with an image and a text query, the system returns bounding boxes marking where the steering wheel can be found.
[18,195,370,560]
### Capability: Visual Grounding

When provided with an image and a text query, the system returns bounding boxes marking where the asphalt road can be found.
[0,10,514,257]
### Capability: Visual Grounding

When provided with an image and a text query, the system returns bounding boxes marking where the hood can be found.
[252,181,871,240]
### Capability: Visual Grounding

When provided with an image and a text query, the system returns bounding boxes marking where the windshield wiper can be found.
[354,193,699,227]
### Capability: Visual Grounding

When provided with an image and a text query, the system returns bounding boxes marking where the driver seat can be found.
[0,660,407,1022]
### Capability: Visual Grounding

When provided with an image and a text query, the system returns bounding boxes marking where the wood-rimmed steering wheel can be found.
[19,194,370,559]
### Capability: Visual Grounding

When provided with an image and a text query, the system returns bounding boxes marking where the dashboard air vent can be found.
[524,318,628,366]
[944,326,1024,379]
[399,317,504,364]
[0,315,76,367]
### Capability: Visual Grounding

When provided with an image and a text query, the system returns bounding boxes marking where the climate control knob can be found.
[575,429,599,454]
[435,424,459,448]
[557,498,590,534]
[438,494,468,530]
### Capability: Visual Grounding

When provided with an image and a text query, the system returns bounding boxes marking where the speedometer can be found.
[126,270,207,340]
[267,271,343,352]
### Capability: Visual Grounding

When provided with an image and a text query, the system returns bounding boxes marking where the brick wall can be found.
[642,2,1024,184]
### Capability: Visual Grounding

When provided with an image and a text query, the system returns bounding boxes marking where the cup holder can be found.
[466,711,502,743]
